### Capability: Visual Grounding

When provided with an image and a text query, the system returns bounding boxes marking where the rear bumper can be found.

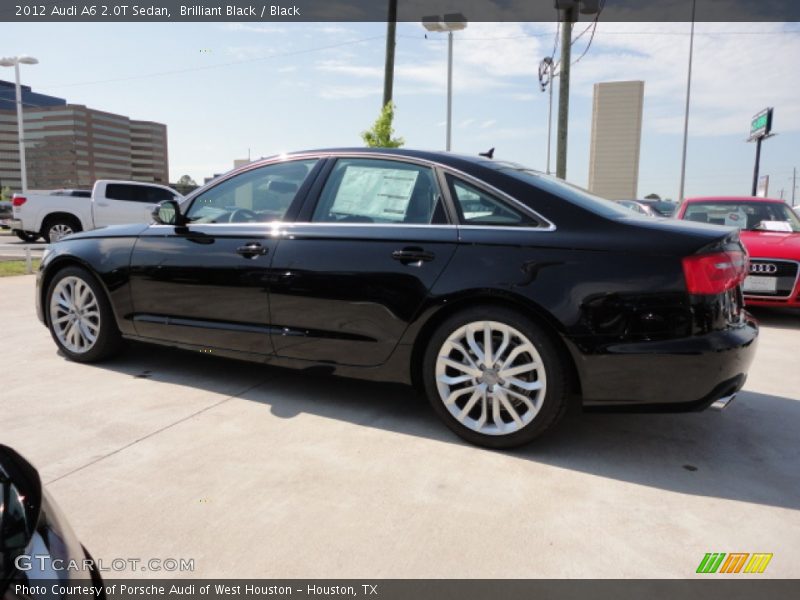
[571,319,758,410]
[8,218,24,231]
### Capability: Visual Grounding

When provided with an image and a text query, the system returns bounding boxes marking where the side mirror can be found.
[152,199,185,226]
[0,445,40,555]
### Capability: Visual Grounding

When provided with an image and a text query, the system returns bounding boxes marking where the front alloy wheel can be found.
[423,307,567,448]
[49,275,101,354]
[46,266,122,362]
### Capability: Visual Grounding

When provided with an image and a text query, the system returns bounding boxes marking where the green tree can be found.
[0,186,11,202]
[174,174,198,196]
[361,102,404,148]
[644,193,661,200]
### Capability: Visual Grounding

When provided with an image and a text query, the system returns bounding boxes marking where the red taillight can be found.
[12,196,26,207]
[682,251,747,295]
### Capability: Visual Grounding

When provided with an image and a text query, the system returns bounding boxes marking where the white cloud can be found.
[223,23,287,35]
[567,22,800,136]
[319,85,381,100]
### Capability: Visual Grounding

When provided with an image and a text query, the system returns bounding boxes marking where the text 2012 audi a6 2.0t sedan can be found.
[35,149,758,448]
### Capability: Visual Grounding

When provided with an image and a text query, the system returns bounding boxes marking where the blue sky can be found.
[3,21,799,201]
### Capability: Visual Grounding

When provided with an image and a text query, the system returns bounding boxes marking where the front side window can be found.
[446,175,536,226]
[186,159,317,223]
[312,158,446,224]
[683,201,800,232]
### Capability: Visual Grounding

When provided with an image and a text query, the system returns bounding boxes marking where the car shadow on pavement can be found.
[748,307,800,331]
[92,341,799,511]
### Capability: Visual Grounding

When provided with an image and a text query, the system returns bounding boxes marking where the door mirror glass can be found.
[152,199,183,226]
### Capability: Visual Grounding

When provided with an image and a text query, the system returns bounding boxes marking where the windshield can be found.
[683,201,800,233]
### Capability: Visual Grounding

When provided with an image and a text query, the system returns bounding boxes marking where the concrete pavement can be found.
[1,273,798,578]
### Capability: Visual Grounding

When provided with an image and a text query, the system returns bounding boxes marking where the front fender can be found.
[37,233,141,335]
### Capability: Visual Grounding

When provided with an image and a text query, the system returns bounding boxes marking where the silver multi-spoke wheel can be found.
[435,321,546,436]
[49,276,101,354]
[48,223,75,242]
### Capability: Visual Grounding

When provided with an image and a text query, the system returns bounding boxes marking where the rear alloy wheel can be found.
[46,267,122,362]
[15,231,40,243]
[44,218,81,243]
[423,307,567,448]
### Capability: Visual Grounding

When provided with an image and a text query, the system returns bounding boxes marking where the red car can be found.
[677,196,800,307]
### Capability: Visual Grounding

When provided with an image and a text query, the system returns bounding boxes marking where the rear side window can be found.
[312,158,447,225]
[446,175,536,226]
[106,184,175,203]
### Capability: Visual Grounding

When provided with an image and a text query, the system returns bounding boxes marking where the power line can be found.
[572,1,605,66]
[39,35,385,90]
[401,29,800,42]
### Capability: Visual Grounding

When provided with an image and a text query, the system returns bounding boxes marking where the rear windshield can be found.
[489,161,633,219]
[683,201,800,233]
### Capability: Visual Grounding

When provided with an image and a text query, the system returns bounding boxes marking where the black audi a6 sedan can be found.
[35,148,757,448]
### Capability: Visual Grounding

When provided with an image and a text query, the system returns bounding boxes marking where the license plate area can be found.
[743,276,777,293]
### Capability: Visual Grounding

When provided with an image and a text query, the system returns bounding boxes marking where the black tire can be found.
[422,306,568,449]
[15,231,40,243]
[42,215,82,243]
[45,266,122,363]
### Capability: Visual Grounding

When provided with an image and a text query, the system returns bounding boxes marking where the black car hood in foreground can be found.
[0,445,102,598]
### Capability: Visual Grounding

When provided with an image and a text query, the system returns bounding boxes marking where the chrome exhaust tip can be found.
[711,393,736,410]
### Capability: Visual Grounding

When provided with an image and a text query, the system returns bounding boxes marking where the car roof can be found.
[248,147,524,173]
[684,196,787,204]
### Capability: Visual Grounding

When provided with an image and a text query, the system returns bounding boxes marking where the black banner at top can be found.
[3,0,800,22]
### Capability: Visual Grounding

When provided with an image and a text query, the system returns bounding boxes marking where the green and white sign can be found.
[750,108,773,139]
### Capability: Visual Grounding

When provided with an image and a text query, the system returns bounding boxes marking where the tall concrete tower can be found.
[588,81,645,200]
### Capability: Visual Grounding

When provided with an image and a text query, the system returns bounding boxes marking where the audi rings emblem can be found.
[750,263,778,274]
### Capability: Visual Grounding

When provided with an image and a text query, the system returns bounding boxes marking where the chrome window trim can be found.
[176,150,558,233]
[744,258,800,300]
[147,221,555,233]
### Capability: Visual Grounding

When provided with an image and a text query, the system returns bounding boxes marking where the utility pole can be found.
[792,167,797,206]
[382,0,398,109]
[555,6,574,180]
[554,0,600,180]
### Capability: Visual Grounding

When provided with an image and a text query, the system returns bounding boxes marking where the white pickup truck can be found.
[10,180,182,242]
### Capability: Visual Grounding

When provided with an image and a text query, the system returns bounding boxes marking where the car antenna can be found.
[479,147,495,159]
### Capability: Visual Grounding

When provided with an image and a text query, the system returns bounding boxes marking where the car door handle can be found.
[96,202,109,207]
[392,247,435,265]
[236,242,268,258]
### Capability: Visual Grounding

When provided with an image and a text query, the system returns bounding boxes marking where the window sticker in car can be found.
[332,166,420,221]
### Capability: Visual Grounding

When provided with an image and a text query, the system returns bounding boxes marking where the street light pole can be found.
[422,14,467,152]
[13,62,28,193]
[446,31,454,151]
[0,55,39,193]
[678,0,697,202]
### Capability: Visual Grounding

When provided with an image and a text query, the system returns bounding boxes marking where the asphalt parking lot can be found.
[1,273,798,578]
